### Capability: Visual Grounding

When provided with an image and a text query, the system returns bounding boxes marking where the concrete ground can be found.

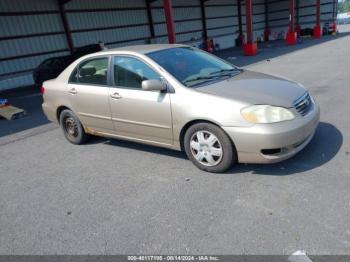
[0,25,350,256]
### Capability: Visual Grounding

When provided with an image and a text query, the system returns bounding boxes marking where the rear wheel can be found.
[59,109,89,145]
[184,123,237,173]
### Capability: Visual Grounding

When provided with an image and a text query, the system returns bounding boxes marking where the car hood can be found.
[195,70,306,107]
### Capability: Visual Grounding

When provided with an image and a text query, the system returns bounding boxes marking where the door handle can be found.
[68,88,77,95]
[110,92,122,99]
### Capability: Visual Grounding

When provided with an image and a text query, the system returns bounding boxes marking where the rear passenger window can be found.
[70,57,109,86]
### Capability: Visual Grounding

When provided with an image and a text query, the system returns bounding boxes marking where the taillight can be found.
[41,86,46,95]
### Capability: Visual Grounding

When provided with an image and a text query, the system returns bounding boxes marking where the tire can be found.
[59,109,89,145]
[184,123,237,173]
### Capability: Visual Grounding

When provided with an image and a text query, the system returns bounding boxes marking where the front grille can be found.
[293,92,312,116]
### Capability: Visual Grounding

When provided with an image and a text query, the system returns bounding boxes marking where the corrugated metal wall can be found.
[0,0,70,90]
[65,0,151,48]
[205,0,240,50]
[298,0,335,27]
[0,0,337,91]
[268,0,336,40]
[151,0,203,45]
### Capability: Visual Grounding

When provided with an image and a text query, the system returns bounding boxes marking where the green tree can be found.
[338,0,350,13]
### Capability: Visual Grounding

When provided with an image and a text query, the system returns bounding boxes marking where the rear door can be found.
[67,56,114,132]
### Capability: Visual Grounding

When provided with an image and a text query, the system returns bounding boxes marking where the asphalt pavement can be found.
[0,25,350,256]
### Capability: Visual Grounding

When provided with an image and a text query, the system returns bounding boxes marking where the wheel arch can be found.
[179,119,235,152]
[56,105,71,123]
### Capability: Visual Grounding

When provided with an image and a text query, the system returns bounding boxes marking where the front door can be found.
[67,56,114,132]
[108,56,173,145]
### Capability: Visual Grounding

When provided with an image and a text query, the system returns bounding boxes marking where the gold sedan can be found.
[42,44,319,173]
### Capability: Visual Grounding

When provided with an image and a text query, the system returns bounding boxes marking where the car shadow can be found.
[229,122,343,176]
[87,136,187,159]
[90,122,342,175]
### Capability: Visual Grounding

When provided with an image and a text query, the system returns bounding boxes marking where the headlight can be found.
[241,105,295,124]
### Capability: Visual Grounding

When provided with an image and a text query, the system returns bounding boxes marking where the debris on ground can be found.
[0,99,8,106]
[0,98,26,120]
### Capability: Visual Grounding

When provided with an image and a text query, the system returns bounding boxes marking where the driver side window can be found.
[113,56,160,89]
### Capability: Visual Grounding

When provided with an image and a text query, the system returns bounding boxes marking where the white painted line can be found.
[288,250,313,262]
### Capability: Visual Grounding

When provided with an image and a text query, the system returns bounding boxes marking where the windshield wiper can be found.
[209,68,241,76]
[183,69,242,87]
[183,75,218,85]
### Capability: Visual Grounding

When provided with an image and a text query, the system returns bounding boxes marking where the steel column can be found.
[236,0,244,47]
[237,0,243,36]
[314,0,322,38]
[316,0,321,26]
[296,0,299,25]
[295,0,301,37]
[146,0,155,40]
[200,0,208,41]
[289,0,295,32]
[245,0,253,44]
[200,0,212,51]
[286,0,297,45]
[332,0,338,34]
[243,0,258,55]
[58,0,74,53]
[163,0,176,43]
[335,1,338,20]
[264,0,270,41]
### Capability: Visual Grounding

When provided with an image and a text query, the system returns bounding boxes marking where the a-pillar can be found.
[243,0,258,56]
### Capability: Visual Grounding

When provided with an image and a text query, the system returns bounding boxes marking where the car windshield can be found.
[147,47,241,87]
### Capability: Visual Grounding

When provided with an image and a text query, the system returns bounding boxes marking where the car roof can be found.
[99,44,188,55]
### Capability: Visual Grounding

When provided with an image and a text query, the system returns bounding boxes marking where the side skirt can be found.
[84,126,182,151]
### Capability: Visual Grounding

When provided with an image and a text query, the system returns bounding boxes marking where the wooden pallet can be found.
[0,105,26,120]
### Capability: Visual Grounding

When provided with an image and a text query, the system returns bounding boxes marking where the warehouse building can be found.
[0,0,338,91]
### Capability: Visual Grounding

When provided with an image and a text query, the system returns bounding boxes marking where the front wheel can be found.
[184,123,237,173]
[59,109,89,145]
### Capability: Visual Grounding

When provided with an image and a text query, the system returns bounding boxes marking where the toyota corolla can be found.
[42,44,320,173]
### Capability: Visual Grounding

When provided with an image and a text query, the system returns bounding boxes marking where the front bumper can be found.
[223,102,320,164]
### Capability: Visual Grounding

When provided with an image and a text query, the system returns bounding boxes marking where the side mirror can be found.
[142,80,167,92]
